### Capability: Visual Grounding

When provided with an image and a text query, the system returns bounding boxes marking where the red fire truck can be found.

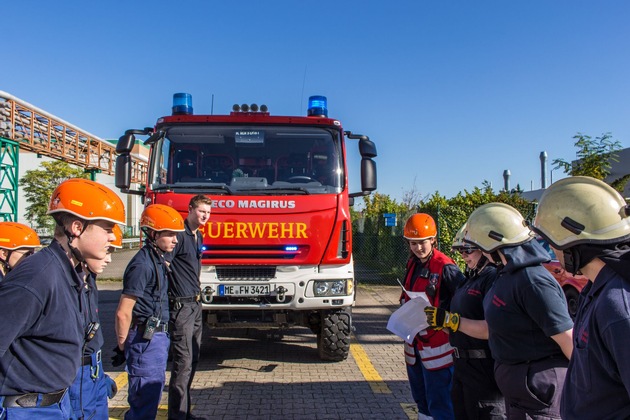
[115,94,377,361]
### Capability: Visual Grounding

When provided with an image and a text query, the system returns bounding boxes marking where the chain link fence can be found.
[353,213,410,286]
[352,208,473,286]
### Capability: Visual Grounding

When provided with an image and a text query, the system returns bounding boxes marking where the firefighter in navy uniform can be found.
[114,204,184,420]
[167,194,211,420]
[428,203,573,419]
[0,178,125,420]
[68,224,123,419]
[427,225,505,419]
[532,176,630,419]
[0,222,40,282]
[401,213,464,420]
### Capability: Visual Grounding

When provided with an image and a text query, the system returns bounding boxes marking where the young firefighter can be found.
[426,224,505,419]
[0,222,40,282]
[167,194,212,420]
[114,204,184,420]
[401,213,464,420]
[427,203,573,419]
[0,178,124,419]
[69,224,123,419]
[532,176,630,419]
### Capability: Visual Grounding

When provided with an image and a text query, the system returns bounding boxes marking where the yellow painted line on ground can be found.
[401,402,418,419]
[114,371,128,389]
[350,340,391,394]
[108,371,168,419]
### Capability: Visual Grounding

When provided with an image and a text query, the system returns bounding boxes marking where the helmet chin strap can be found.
[490,251,503,268]
[0,253,11,273]
[64,221,90,264]
[143,229,165,255]
[470,255,489,276]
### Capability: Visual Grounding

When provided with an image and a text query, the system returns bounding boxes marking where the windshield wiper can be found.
[257,187,311,195]
[153,183,234,195]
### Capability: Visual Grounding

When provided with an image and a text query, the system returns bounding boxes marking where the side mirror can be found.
[359,138,377,159]
[116,134,135,154]
[115,154,132,190]
[361,158,377,192]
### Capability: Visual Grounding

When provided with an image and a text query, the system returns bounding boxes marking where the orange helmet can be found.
[0,222,41,250]
[111,224,123,249]
[47,178,125,224]
[404,213,437,240]
[140,205,185,232]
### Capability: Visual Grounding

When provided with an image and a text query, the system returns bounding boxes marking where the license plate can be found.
[218,284,273,296]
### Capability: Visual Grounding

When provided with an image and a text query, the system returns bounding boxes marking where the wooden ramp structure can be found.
[0,90,147,221]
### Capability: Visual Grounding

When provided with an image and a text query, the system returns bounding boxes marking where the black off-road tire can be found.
[317,310,351,361]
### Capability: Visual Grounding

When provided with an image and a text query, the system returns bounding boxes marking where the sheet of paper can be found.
[396,278,428,301]
[386,294,430,344]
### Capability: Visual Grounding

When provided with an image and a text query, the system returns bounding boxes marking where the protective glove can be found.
[424,306,460,332]
[111,346,126,367]
[104,374,118,399]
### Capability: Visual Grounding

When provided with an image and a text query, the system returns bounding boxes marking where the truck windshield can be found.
[149,125,343,195]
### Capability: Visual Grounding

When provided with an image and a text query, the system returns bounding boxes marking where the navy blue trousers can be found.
[124,329,170,420]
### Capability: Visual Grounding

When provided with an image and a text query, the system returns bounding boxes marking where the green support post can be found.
[0,136,19,221]
[84,168,102,181]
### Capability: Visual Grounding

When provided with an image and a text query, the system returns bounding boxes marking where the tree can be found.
[400,176,424,211]
[553,133,621,180]
[351,181,535,283]
[19,160,88,234]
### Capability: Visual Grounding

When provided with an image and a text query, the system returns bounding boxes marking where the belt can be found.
[133,323,168,334]
[2,389,66,408]
[453,348,488,359]
[81,349,102,366]
[169,294,200,303]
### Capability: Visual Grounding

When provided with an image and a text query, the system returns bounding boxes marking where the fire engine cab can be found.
[115,93,377,361]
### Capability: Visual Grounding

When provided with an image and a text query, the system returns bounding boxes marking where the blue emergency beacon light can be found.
[172,93,193,115]
[307,95,328,117]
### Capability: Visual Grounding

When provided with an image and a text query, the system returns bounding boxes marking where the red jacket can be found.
[402,250,457,370]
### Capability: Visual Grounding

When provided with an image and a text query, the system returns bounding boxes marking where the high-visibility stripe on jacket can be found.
[418,342,454,370]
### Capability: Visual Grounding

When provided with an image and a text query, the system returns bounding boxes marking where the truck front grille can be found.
[216,266,277,281]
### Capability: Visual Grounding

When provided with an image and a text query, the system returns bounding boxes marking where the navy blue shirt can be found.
[561,264,630,419]
[483,240,573,364]
[0,240,85,394]
[122,245,170,324]
[83,271,104,356]
[166,220,203,298]
[450,263,497,352]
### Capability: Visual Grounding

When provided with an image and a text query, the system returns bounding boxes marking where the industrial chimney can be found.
[503,169,511,192]
[540,151,548,189]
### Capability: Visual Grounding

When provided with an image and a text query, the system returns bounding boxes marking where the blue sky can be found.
[2,1,629,201]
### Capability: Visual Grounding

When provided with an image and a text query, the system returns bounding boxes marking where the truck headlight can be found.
[313,280,349,296]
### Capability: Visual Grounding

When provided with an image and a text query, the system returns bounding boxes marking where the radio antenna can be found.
[300,65,307,113]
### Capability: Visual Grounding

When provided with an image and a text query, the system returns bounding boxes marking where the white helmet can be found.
[464,203,534,252]
[451,223,468,251]
[532,176,630,250]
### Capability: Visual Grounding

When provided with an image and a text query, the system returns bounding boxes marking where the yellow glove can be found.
[424,306,460,332]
